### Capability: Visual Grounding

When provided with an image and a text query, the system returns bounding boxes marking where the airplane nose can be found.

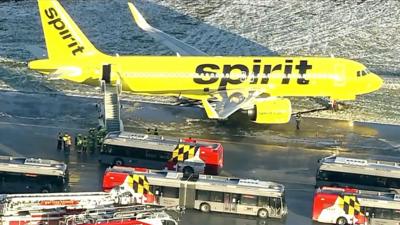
[367,73,383,93]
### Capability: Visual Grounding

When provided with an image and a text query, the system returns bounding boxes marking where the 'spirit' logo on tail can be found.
[45,8,85,56]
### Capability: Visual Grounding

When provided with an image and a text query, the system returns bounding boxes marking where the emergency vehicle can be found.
[103,167,287,219]
[316,155,400,192]
[313,186,400,225]
[0,205,177,225]
[0,188,147,216]
[99,132,223,175]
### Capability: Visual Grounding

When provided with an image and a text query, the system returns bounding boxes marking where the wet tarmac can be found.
[0,90,399,225]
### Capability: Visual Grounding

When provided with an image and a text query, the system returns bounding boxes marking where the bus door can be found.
[179,183,196,209]
[224,193,238,213]
[269,197,282,216]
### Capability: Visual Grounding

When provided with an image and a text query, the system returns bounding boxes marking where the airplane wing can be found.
[127,2,207,56]
[201,90,263,119]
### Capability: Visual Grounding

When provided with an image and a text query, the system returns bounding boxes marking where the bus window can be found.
[210,192,224,203]
[393,210,400,220]
[388,178,400,189]
[378,209,392,219]
[196,190,210,201]
[145,150,159,161]
[151,185,162,196]
[257,196,269,207]
[162,187,179,198]
[241,195,257,206]
[159,152,172,160]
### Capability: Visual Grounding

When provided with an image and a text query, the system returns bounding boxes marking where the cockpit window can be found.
[356,68,370,77]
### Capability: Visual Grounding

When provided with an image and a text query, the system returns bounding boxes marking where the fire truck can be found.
[1,205,177,225]
[99,132,223,175]
[0,192,178,225]
[313,186,400,225]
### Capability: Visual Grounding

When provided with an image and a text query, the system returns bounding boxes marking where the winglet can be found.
[128,2,152,30]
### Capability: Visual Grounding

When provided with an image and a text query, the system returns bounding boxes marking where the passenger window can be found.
[393,210,400,220]
[196,190,210,201]
[210,191,224,203]
[241,195,257,206]
[162,187,179,198]
[159,152,172,160]
[257,196,269,207]
[145,150,158,160]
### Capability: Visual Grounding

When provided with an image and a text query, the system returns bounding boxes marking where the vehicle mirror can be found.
[155,190,160,195]
[232,198,236,203]
[365,212,369,217]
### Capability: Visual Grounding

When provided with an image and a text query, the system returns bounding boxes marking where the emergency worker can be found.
[76,134,83,153]
[57,132,63,150]
[82,136,88,152]
[295,113,302,130]
[64,133,72,152]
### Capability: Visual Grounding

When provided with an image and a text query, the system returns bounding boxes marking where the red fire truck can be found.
[313,186,400,225]
[99,132,223,175]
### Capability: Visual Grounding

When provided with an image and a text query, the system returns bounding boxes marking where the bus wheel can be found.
[200,203,210,213]
[114,158,124,166]
[336,217,348,225]
[258,209,269,219]
[183,166,194,176]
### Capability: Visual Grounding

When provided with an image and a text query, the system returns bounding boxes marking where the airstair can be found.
[100,64,124,133]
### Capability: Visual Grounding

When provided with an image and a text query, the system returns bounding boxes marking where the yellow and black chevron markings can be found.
[170,144,199,163]
[126,175,151,194]
[338,195,363,216]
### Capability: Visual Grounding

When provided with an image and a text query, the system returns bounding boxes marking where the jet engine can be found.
[247,98,292,124]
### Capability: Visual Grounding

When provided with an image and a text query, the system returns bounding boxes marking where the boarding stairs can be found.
[101,64,124,133]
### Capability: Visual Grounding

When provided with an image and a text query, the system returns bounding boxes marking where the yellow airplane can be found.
[28,0,383,124]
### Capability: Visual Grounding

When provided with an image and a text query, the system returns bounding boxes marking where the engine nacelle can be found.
[248,98,292,124]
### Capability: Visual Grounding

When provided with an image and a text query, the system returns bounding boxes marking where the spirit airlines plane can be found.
[29,0,383,124]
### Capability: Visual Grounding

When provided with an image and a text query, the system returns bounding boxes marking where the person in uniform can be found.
[76,134,83,153]
[64,133,72,152]
[82,136,88,152]
[57,132,63,150]
[295,113,302,130]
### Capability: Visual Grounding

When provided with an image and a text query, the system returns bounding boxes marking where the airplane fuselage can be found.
[30,55,381,101]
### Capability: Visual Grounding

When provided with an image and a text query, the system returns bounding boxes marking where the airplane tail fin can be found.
[37,0,102,59]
